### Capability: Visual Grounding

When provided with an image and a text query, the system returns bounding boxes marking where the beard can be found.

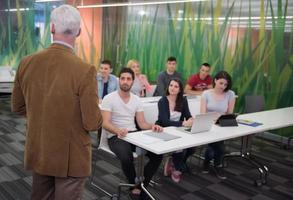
[120,84,131,92]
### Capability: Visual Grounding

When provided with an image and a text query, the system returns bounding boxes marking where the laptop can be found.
[179,112,219,134]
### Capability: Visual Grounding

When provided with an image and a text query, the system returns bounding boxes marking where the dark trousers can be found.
[108,136,162,187]
[31,172,86,200]
[204,141,225,166]
[172,148,195,172]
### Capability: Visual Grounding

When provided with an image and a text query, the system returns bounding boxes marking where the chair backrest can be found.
[98,128,116,156]
[98,128,139,158]
[245,95,265,113]
[143,104,158,124]
[146,85,157,97]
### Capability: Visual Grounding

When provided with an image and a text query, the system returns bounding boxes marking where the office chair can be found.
[90,129,140,200]
[223,94,268,186]
[146,85,157,97]
[245,95,265,113]
[90,129,159,200]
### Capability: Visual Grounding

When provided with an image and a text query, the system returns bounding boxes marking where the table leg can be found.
[223,135,269,186]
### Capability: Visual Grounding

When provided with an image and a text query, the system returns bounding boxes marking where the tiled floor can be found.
[1,95,293,200]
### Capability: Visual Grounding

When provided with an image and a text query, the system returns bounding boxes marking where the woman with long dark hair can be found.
[156,78,194,183]
[200,70,236,179]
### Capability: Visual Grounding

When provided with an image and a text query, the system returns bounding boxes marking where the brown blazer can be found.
[11,43,102,177]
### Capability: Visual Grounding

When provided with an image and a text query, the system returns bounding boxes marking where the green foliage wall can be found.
[0,0,292,136]
[0,0,52,68]
[103,1,293,109]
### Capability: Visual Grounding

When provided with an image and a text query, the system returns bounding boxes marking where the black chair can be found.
[223,94,269,186]
[245,95,265,113]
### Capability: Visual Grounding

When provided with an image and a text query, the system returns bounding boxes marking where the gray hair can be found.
[50,5,81,36]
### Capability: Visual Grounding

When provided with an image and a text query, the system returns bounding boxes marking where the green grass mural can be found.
[102,0,292,136]
[0,0,292,136]
[0,0,52,68]
[104,0,292,108]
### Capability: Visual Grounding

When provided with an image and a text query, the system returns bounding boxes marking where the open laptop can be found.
[178,112,219,134]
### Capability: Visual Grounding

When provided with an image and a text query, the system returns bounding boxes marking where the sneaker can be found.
[171,170,182,183]
[164,157,173,176]
[213,166,227,180]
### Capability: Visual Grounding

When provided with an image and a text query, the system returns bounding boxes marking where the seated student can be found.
[200,70,236,179]
[101,67,163,200]
[153,56,182,96]
[127,59,152,97]
[156,78,195,183]
[96,60,118,102]
[184,63,212,95]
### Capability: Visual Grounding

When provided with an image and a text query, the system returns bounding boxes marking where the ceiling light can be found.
[77,0,208,9]
[35,0,64,2]
[4,8,30,12]
[138,10,147,16]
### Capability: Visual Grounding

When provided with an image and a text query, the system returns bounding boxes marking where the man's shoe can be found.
[140,191,152,200]
[129,192,140,200]
[213,166,227,180]
[164,157,173,176]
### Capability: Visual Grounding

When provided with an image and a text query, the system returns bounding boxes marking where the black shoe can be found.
[213,166,227,180]
[129,192,140,200]
[140,191,152,200]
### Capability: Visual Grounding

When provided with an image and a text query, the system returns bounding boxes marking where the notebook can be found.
[237,119,263,127]
[179,112,219,134]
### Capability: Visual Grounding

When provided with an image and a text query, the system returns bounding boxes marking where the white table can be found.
[0,66,15,93]
[123,107,293,192]
[131,107,293,154]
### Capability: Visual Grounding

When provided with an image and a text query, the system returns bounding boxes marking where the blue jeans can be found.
[172,148,195,172]
[204,141,225,166]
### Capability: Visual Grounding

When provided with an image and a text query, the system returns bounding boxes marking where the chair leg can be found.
[90,151,116,198]
[149,177,161,187]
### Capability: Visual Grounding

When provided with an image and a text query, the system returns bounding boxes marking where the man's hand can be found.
[117,128,128,138]
[151,124,163,132]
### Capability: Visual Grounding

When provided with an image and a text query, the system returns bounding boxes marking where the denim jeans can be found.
[204,141,225,166]
[172,148,195,172]
[108,136,163,187]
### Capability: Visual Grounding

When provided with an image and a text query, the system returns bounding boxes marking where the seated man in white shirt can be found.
[100,67,163,200]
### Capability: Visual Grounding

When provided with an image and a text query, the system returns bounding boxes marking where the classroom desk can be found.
[123,107,293,198]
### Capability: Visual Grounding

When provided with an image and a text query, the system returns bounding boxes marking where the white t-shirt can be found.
[101,91,144,138]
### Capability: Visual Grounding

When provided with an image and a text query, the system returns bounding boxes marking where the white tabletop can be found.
[124,107,293,155]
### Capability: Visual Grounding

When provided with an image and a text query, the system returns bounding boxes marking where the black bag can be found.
[215,114,238,127]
